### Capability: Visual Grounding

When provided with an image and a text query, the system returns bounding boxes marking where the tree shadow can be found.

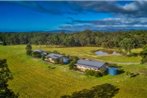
[61,83,119,98]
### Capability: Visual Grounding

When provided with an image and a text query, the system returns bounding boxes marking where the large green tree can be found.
[119,38,135,54]
[0,59,18,98]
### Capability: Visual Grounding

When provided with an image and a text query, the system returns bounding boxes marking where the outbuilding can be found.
[45,53,69,64]
[32,50,48,58]
[75,59,107,71]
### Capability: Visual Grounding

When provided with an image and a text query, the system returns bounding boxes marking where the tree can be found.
[0,59,18,98]
[140,45,147,64]
[25,44,32,56]
[1,30,147,48]
[69,56,79,70]
[119,38,135,55]
[69,61,76,70]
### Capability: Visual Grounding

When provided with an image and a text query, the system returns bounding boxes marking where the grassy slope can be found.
[0,45,147,98]
[38,46,141,63]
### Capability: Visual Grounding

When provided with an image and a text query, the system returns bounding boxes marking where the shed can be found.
[32,50,48,58]
[45,53,69,64]
[75,59,107,71]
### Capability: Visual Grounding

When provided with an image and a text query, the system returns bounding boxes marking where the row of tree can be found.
[0,30,147,49]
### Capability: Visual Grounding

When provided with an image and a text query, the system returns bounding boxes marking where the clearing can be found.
[0,45,147,98]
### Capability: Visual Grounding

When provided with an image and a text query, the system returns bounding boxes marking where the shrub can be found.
[48,66,56,69]
[85,70,102,77]
[126,72,139,78]
[69,61,76,70]
[127,53,139,57]
[68,56,79,70]
[42,55,46,60]
[53,50,59,54]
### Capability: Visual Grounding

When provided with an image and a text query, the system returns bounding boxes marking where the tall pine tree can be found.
[0,59,18,98]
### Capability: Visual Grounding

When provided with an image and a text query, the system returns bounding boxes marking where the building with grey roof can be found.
[75,59,107,71]
[32,49,48,57]
[46,53,63,59]
[45,53,69,64]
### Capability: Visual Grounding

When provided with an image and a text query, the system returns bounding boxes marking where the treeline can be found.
[0,30,147,48]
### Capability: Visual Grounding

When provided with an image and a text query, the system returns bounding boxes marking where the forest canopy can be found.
[0,30,147,48]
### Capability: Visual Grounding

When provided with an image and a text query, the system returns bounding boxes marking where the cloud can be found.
[9,1,147,17]
[7,1,147,31]
[58,17,147,31]
[71,1,147,17]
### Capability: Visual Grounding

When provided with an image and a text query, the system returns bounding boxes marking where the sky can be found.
[0,1,147,32]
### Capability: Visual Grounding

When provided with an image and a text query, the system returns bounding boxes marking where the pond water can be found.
[95,51,120,56]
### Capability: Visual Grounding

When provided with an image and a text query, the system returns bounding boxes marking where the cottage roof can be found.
[46,53,63,59]
[32,50,47,55]
[76,59,105,69]
[32,50,43,53]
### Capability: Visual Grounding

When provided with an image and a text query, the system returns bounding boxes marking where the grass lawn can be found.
[96,56,141,63]
[0,45,147,98]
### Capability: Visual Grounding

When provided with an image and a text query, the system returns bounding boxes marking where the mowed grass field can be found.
[38,46,141,63]
[0,45,147,98]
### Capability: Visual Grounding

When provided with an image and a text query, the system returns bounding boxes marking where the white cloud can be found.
[123,2,138,11]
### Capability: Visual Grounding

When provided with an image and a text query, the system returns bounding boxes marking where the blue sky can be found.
[0,1,147,32]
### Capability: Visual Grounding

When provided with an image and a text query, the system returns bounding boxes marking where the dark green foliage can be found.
[85,70,102,77]
[25,44,32,56]
[127,53,139,57]
[69,56,79,70]
[32,51,42,58]
[117,68,125,74]
[53,50,59,54]
[69,56,79,62]
[3,41,7,46]
[119,38,135,54]
[61,83,119,98]
[0,59,18,98]
[69,61,76,70]
[0,30,147,48]
[141,45,147,64]
[48,66,56,69]
[126,72,139,78]
[42,55,46,61]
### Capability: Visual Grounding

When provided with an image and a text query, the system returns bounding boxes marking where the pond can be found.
[95,51,120,56]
